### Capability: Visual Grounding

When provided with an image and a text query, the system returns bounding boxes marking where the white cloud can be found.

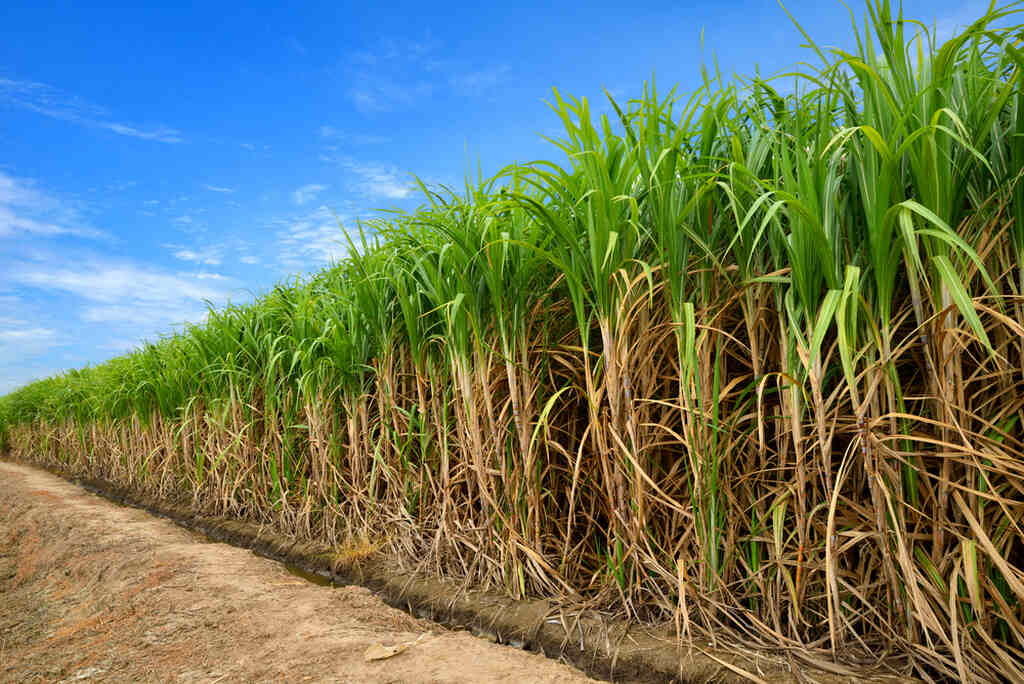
[349,162,412,199]
[0,259,235,394]
[318,126,390,145]
[0,206,75,237]
[81,303,210,329]
[0,77,183,143]
[341,37,440,113]
[103,123,182,143]
[104,338,142,353]
[173,215,194,224]
[12,262,230,305]
[203,184,235,193]
[165,239,259,268]
[348,78,434,114]
[0,327,56,343]
[275,205,353,268]
[172,248,222,266]
[341,35,506,113]
[0,173,45,206]
[292,183,328,205]
[5,260,234,348]
[0,171,108,239]
[319,157,412,200]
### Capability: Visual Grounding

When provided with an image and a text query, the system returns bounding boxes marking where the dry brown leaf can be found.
[363,643,410,661]
[364,634,427,661]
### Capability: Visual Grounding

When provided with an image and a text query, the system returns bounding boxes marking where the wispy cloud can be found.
[350,35,441,66]
[318,155,413,200]
[12,262,229,305]
[341,35,507,113]
[79,303,211,328]
[203,184,235,193]
[104,338,142,353]
[275,205,353,269]
[9,259,234,338]
[341,35,441,113]
[104,122,182,143]
[345,160,412,199]
[292,183,328,205]
[318,126,390,145]
[0,206,81,238]
[163,237,262,269]
[0,327,56,343]
[349,78,434,114]
[171,247,222,266]
[0,77,183,143]
[0,171,108,240]
[0,254,166,392]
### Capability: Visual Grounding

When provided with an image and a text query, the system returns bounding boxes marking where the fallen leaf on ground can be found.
[364,642,410,661]
[364,633,429,661]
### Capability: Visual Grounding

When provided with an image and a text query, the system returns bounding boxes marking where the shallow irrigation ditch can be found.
[0,456,891,684]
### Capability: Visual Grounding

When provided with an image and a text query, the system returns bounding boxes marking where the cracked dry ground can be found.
[0,462,598,684]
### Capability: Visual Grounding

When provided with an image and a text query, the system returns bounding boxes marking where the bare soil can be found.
[0,462,600,684]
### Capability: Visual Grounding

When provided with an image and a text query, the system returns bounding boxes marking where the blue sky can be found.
[0,0,984,393]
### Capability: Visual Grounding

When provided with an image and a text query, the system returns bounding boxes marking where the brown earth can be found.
[0,462,603,684]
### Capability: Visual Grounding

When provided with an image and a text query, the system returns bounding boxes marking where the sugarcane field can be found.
[3,1,1024,681]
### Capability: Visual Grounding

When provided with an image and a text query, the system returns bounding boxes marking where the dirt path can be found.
[0,462,601,684]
